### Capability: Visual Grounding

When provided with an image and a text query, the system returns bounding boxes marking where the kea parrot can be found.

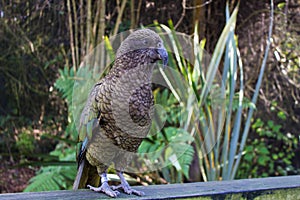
[73,28,168,197]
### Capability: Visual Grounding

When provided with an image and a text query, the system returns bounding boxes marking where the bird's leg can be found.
[87,172,120,198]
[111,171,145,196]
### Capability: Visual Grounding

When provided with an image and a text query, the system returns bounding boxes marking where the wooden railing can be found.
[1,175,300,199]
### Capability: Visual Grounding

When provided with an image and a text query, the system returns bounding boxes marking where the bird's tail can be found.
[73,159,100,190]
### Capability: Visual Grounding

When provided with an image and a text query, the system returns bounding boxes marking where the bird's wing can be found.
[77,82,102,166]
[73,82,103,189]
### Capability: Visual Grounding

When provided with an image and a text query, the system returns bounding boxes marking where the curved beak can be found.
[156,48,168,68]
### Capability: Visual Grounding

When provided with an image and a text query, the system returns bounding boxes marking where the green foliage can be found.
[138,4,247,183]
[139,126,194,182]
[231,93,256,111]
[138,87,195,183]
[153,89,181,125]
[54,66,79,141]
[138,4,254,183]
[237,115,298,178]
[24,148,76,192]
[16,131,35,155]
[146,2,274,183]
[54,67,76,106]
[0,1,67,119]
[24,67,77,192]
[272,3,300,131]
[24,166,71,191]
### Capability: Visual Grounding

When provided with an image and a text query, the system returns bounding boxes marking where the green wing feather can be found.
[73,82,102,190]
[77,82,102,162]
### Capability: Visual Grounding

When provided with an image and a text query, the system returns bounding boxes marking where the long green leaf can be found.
[231,0,274,178]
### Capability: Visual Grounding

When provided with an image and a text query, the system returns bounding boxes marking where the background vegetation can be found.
[0,0,299,193]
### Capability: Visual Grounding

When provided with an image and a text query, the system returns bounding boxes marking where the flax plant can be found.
[154,0,273,181]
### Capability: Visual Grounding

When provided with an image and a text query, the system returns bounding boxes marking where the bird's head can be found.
[116,29,168,67]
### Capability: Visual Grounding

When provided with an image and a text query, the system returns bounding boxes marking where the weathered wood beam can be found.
[1,175,300,199]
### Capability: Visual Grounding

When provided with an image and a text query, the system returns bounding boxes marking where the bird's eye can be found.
[143,40,148,45]
[157,42,162,48]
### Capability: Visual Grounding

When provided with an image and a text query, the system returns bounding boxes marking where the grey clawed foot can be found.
[87,182,120,198]
[111,183,145,196]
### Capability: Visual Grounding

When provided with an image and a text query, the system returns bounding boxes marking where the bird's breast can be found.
[96,72,154,152]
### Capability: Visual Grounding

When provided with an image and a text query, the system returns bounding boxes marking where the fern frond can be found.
[24,165,76,192]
